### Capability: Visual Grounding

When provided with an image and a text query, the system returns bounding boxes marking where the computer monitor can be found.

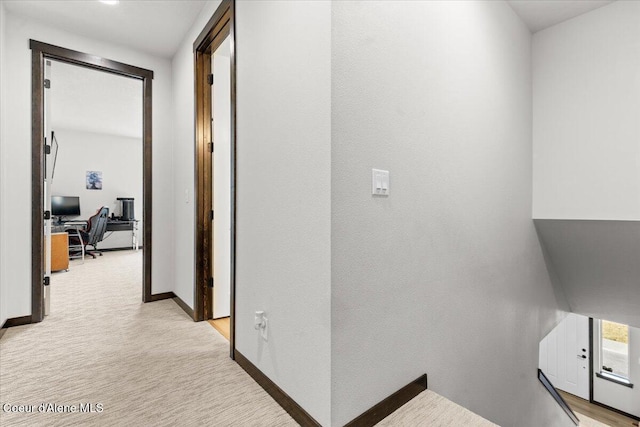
[51,196,81,217]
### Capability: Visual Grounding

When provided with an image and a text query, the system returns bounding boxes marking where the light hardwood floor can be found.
[208,316,231,341]
[559,390,639,427]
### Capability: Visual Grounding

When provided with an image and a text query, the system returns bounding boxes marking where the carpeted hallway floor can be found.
[0,251,296,426]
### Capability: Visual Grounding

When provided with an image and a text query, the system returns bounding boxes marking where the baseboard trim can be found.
[150,291,175,302]
[235,350,321,427]
[172,294,195,320]
[3,315,33,328]
[592,400,640,422]
[98,247,143,252]
[344,374,428,427]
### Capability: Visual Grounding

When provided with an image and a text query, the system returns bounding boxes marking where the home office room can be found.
[45,58,143,315]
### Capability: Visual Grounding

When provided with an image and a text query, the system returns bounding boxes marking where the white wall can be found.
[593,322,640,417]
[0,0,7,328]
[535,219,640,329]
[235,1,332,425]
[1,10,175,318]
[331,1,570,426]
[172,2,332,423]
[170,0,222,310]
[532,0,640,220]
[50,128,143,250]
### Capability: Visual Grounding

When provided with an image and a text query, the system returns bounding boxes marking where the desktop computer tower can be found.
[117,197,134,221]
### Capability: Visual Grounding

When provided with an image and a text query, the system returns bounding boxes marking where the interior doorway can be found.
[44,58,144,317]
[30,40,154,323]
[194,0,236,356]
[208,35,232,340]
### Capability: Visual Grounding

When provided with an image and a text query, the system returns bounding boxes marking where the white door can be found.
[539,313,590,400]
[211,36,231,319]
[43,60,53,316]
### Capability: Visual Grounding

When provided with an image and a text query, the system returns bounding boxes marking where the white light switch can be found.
[372,169,389,196]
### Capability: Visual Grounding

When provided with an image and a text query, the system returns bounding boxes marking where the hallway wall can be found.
[171,1,331,423]
[234,1,332,424]
[532,0,640,220]
[0,10,175,319]
[330,1,570,425]
[170,0,221,312]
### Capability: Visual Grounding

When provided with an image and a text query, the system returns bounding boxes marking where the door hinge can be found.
[44,210,51,220]
[44,79,51,89]
[210,210,214,221]
[208,277,214,288]
[44,144,51,155]
[207,74,214,85]
[208,142,214,153]
[43,276,50,286]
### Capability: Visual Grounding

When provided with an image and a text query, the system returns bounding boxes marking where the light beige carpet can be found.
[0,251,296,427]
[376,390,497,427]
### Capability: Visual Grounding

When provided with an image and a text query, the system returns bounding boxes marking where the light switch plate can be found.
[372,169,389,196]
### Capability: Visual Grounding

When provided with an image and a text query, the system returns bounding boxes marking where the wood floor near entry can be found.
[559,390,639,427]
[208,317,230,341]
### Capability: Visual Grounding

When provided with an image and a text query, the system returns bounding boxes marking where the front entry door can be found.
[539,313,590,399]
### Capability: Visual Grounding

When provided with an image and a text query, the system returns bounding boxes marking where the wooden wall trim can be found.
[2,315,34,333]
[31,45,45,323]
[193,0,236,359]
[235,351,322,426]
[29,40,153,80]
[149,292,175,302]
[30,40,154,318]
[172,294,196,320]
[344,374,428,427]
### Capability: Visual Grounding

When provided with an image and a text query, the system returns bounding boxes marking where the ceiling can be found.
[5,1,618,53]
[3,0,207,58]
[49,59,142,139]
[535,219,640,329]
[507,0,615,33]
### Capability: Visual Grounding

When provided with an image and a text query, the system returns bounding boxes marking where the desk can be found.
[106,220,139,251]
[61,222,86,260]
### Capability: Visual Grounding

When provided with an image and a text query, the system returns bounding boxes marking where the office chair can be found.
[69,206,109,259]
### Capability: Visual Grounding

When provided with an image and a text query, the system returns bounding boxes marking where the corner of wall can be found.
[0,0,8,327]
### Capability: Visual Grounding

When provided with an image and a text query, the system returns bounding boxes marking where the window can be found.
[600,320,630,380]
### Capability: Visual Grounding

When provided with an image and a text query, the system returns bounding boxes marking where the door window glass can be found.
[600,320,629,379]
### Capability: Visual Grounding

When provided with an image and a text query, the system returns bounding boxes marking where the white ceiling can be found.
[49,59,143,139]
[3,0,207,58]
[507,0,615,33]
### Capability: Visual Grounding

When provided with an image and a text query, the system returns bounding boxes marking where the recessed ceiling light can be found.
[100,0,119,5]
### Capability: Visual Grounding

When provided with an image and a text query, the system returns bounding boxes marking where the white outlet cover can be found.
[372,169,390,196]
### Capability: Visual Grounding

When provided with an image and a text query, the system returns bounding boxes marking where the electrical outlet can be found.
[254,311,268,341]
[260,317,268,341]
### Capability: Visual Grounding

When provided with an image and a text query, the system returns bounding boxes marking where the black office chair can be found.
[70,206,109,259]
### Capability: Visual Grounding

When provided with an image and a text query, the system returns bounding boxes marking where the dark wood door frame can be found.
[30,40,156,323]
[193,0,236,359]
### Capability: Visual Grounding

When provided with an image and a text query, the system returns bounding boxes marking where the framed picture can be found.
[86,171,103,190]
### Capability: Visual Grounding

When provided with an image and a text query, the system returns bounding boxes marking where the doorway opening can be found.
[30,40,154,323]
[193,0,236,357]
[538,314,640,425]
[45,58,144,319]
